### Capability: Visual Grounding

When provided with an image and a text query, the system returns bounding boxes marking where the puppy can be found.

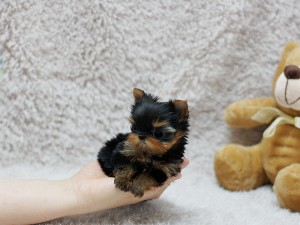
[97,88,189,197]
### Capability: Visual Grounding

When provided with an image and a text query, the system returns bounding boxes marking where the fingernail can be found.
[181,158,189,169]
[175,173,182,180]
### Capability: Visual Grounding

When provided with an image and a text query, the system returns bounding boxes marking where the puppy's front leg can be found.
[113,166,135,192]
[130,172,159,197]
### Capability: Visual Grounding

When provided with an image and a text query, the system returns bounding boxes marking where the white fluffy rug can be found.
[1,0,300,224]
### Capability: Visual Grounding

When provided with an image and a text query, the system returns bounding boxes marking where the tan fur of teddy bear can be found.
[214,41,300,212]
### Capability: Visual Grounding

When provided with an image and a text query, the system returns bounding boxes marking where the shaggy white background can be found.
[1,0,300,224]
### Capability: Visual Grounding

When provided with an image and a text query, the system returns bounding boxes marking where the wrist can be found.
[66,176,139,215]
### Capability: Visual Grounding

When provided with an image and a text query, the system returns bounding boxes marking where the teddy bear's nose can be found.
[284,65,300,79]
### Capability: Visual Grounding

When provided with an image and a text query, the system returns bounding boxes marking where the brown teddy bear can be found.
[214,41,300,212]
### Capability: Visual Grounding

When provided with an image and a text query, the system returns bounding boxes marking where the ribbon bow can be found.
[251,107,300,138]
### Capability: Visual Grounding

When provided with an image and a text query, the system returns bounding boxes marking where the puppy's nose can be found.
[138,135,146,141]
[284,65,300,79]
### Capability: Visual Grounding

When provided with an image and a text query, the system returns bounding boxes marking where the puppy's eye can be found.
[131,125,137,132]
[153,130,164,139]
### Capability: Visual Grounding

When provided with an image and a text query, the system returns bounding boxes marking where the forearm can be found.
[0,159,188,224]
[0,177,154,224]
[69,176,143,215]
[0,179,77,225]
[224,97,276,128]
[0,178,142,224]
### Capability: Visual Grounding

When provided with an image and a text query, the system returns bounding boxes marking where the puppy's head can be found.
[127,88,189,156]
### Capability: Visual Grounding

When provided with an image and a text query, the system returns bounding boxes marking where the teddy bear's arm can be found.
[224,97,276,128]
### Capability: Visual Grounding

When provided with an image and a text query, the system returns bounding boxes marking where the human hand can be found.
[0,159,188,224]
[68,158,189,215]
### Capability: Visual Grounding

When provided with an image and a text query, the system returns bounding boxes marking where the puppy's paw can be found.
[114,178,132,192]
[170,167,181,177]
[113,166,135,192]
[130,186,145,198]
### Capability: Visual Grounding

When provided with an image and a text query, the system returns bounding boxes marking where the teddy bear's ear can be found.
[133,88,145,102]
[173,100,189,122]
[273,42,299,88]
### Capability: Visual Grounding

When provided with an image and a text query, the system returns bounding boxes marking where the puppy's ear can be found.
[173,100,189,122]
[133,88,145,102]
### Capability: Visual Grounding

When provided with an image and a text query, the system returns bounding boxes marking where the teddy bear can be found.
[214,41,300,212]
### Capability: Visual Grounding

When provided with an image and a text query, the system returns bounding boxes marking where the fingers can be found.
[161,157,189,186]
[117,157,190,205]
[161,157,188,186]
[150,174,182,199]
[168,173,182,184]
[181,157,189,170]
[143,157,189,200]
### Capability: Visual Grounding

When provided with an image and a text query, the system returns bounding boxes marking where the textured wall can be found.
[1,1,300,224]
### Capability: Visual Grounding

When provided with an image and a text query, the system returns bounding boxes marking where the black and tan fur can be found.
[97,88,189,197]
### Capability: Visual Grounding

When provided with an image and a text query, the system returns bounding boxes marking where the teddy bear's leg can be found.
[214,144,269,191]
[273,164,300,212]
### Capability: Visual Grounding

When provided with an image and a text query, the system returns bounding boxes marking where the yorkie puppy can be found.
[97,88,189,197]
